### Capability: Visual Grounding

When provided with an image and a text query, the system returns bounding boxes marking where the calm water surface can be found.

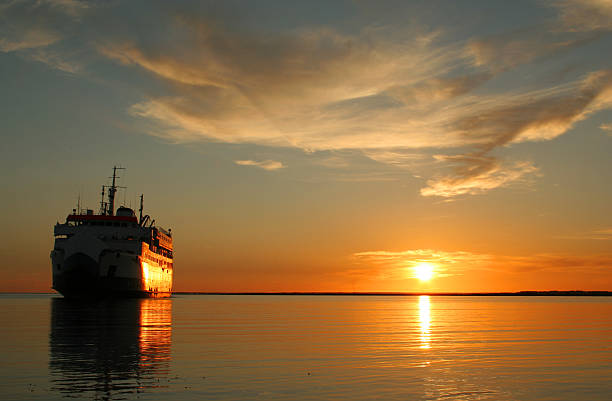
[1,294,611,400]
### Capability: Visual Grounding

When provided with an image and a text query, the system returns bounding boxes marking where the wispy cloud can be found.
[27,48,81,73]
[0,27,61,52]
[0,0,81,52]
[103,22,471,152]
[421,157,538,198]
[5,1,612,197]
[554,0,612,32]
[354,248,612,276]
[467,27,598,73]
[362,149,429,169]
[235,159,285,171]
[593,228,612,238]
[0,0,88,71]
[496,253,612,273]
[353,249,490,278]
[419,70,612,196]
[558,227,612,240]
[101,11,612,197]
[601,123,612,135]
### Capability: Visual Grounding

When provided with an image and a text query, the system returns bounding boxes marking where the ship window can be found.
[108,265,117,278]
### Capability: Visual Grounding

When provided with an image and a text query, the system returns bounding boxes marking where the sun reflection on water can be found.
[419,295,431,349]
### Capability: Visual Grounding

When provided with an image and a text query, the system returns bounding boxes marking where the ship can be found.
[51,167,173,298]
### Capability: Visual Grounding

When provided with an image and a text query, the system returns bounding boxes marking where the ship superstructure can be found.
[51,167,173,298]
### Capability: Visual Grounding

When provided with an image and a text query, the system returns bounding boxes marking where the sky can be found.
[1,0,612,292]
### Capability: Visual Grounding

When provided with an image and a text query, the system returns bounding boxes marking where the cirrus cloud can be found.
[353,248,612,277]
[99,11,612,198]
[5,1,612,198]
[235,159,285,171]
[555,0,612,32]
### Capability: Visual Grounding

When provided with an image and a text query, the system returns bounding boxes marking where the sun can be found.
[414,262,434,281]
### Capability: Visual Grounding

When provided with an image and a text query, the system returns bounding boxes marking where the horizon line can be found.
[172,290,612,296]
[2,290,612,296]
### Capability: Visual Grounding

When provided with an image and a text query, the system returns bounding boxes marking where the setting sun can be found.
[414,262,434,281]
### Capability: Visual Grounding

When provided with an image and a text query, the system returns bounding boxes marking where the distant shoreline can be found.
[173,291,612,296]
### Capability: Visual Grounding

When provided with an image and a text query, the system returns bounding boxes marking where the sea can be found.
[1,294,611,400]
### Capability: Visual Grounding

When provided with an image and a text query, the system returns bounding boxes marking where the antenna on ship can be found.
[99,186,106,215]
[139,194,144,224]
[107,166,126,216]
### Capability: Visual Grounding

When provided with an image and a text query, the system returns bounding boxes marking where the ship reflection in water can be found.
[49,298,172,399]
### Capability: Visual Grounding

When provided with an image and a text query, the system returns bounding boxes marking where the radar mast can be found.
[107,166,125,216]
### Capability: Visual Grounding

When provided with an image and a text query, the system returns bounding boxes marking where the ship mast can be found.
[139,194,144,224]
[107,166,125,216]
[99,186,106,215]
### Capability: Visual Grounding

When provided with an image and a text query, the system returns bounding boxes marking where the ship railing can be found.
[158,226,171,237]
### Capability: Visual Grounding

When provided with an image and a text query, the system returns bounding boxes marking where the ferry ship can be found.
[51,167,173,298]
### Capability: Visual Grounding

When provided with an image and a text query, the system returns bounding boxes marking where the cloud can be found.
[101,17,479,152]
[555,0,612,32]
[362,149,429,169]
[353,248,612,276]
[96,8,612,197]
[27,48,80,73]
[593,228,612,238]
[100,42,225,88]
[420,157,538,197]
[42,0,90,17]
[0,0,89,71]
[0,0,84,52]
[354,249,490,272]
[601,123,612,135]
[0,27,61,52]
[101,18,458,101]
[384,73,492,104]
[418,70,612,196]
[467,27,599,73]
[496,253,612,273]
[5,1,611,197]
[453,70,612,148]
[311,155,352,169]
[559,227,612,240]
[235,159,285,171]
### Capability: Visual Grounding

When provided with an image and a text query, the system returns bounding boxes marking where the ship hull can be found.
[52,251,172,299]
[53,275,170,298]
[53,278,167,298]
